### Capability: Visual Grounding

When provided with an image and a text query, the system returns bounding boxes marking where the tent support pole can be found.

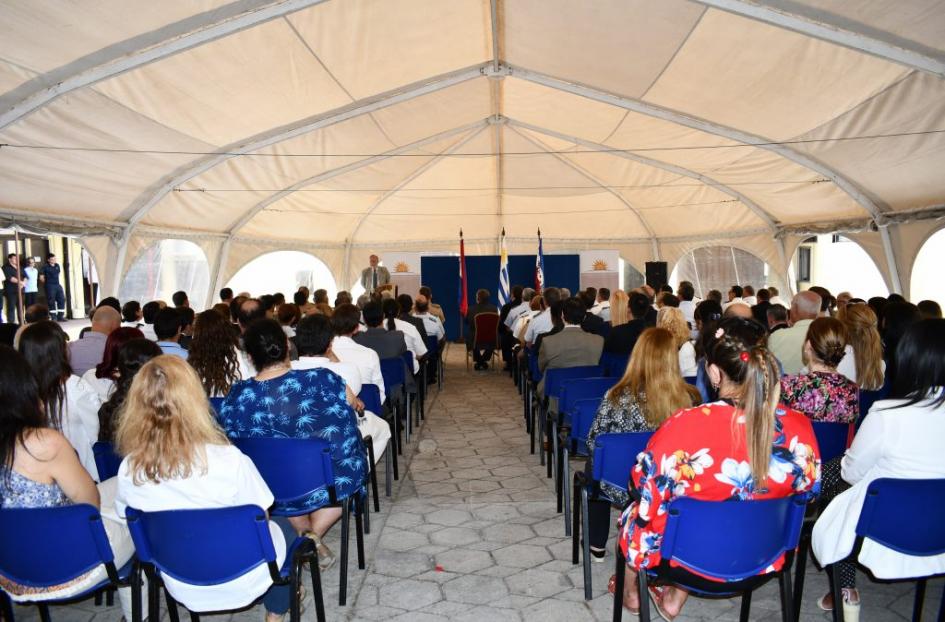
[879,224,903,294]
[210,236,232,306]
[110,229,132,298]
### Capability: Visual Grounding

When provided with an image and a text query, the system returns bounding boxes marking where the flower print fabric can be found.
[220,368,366,502]
[780,371,859,423]
[586,390,651,506]
[618,401,820,577]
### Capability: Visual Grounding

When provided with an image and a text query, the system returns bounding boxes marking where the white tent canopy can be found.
[1,0,943,301]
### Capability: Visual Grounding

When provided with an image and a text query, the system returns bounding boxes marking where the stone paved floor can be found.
[10,345,943,621]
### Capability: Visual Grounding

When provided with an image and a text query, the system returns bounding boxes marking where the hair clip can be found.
[739,351,750,362]
[715,327,725,339]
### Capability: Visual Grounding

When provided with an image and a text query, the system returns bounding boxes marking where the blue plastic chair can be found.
[380,357,408,456]
[572,431,652,600]
[125,504,321,622]
[598,352,629,378]
[554,377,615,511]
[614,495,808,622]
[0,504,139,621]
[401,350,421,433]
[526,347,542,454]
[541,366,602,477]
[857,379,891,431]
[424,335,443,390]
[812,421,852,464]
[92,440,123,482]
[356,384,387,508]
[232,437,365,607]
[826,478,945,622]
[559,397,604,536]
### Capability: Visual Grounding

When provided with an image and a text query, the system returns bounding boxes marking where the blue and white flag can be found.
[535,228,545,292]
[498,228,510,306]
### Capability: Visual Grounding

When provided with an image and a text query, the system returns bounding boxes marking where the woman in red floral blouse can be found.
[616,317,821,619]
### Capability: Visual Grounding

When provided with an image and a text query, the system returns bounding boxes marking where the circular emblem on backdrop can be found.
[395,261,410,273]
[592,259,609,271]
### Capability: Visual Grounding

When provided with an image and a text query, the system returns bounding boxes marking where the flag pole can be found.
[456,228,465,343]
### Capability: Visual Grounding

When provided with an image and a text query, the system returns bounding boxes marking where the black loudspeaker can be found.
[645,261,668,289]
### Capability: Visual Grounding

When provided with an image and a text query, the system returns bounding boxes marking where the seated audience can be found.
[383,298,426,373]
[219,287,234,305]
[607,290,629,329]
[723,301,753,320]
[397,294,429,343]
[0,346,137,619]
[20,321,102,477]
[768,285,787,307]
[277,303,301,339]
[178,306,196,350]
[742,285,757,306]
[918,299,942,319]
[153,307,188,360]
[705,289,723,304]
[677,281,697,334]
[68,305,121,377]
[813,319,945,619]
[657,306,698,377]
[12,302,50,349]
[418,286,446,325]
[120,301,142,329]
[114,355,292,622]
[835,291,853,314]
[81,327,145,401]
[188,308,245,398]
[219,319,366,572]
[836,303,885,390]
[590,287,611,320]
[331,303,386,402]
[603,291,650,355]
[751,288,771,326]
[524,287,560,346]
[809,286,835,317]
[537,298,604,398]
[769,291,822,374]
[616,317,820,617]
[171,290,189,308]
[767,303,789,333]
[881,301,921,387]
[514,294,544,344]
[586,328,700,561]
[465,289,498,370]
[414,295,445,342]
[140,300,164,341]
[96,339,162,442]
[334,291,353,308]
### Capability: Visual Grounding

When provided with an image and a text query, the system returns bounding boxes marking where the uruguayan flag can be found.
[498,229,510,306]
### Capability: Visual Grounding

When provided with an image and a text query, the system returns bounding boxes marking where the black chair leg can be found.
[914,578,928,622]
[1,590,14,622]
[779,569,795,622]
[367,441,380,512]
[288,561,300,622]
[164,588,181,622]
[94,591,104,606]
[829,565,843,622]
[386,445,394,496]
[146,570,160,622]
[793,531,810,622]
[189,612,200,622]
[613,543,626,622]
[309,547,326,622]
[739,590,752,622]
[130,562,143,622]
[106,588,114,606]
[563,449,572,536]
[638,566,651,622]
[582,487,593,600]
[339,501,350,606]
[572,479,581,565]
[354,497,366,570]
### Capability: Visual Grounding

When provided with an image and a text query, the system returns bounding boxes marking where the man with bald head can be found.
[768,290,822,374]
[722,302,753,320]
[68,304,121,376]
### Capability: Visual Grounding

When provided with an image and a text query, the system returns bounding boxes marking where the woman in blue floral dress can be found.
[220,318,365,571]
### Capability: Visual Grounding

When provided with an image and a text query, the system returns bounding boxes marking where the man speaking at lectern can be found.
[360,254,391,292]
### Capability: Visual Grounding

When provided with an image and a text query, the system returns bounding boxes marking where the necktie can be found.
[372,268,377,289]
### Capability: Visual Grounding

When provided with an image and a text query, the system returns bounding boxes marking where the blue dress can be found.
[219,368,366,502]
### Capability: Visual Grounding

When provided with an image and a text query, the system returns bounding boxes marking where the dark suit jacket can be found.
[399,313,429,343]
[751,301,772,326]
[537,326,605,395]
[354,327,407,360]
[603,318,648,355]
[581,312,607,337]
[465,302,499,346]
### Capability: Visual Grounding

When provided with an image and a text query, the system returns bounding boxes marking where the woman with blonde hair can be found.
[657,306,698,377]
[837,303,885,390]
[608,290,630,328]
[114,355,293,622]
[615,318,820,618]
[587,328,700,563]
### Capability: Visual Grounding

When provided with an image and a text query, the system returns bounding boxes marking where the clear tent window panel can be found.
[119,239,210,310]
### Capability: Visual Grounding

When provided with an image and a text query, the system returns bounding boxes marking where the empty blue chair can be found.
[526,347,541,454]
[0,504,139,621]
[554,377,615,511]
[560,397,604,536]
[424,335,443,390]
[380,357,408,456]
[827,478,945,622]
[232,437,365,607]
[541,365,602,477]
[93,440,123,482]
[401,350,420,433]
[125,504,321,622]
[599,352,629,378]
[573,431,652,599]
[812,421,852,464]
[358,383,390,505]
[613,494,808,622]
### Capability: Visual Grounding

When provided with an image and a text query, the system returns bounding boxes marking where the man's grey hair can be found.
[522,287,536,302]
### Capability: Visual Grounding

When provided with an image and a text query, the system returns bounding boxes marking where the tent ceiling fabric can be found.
[1,0,944,294]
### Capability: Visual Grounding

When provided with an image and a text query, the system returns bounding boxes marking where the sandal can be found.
[649,585,676,622]
[302,531,336,572]
[606,574,640,617]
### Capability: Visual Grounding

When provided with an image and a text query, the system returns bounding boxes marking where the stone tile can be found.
[506,567,573,598]
[522,598,596,621]
[493,543,553,568]
[434,548,495,573]
[429,526,480,546]
[425,508,473,526]
[373,548,433,578]
[442,574,510,604]
[377,578,443,610]
[482,522,537,544]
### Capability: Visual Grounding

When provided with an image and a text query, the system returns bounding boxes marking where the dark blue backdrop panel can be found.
[421,254,579,341]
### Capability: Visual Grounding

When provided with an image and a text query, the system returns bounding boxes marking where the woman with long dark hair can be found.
[80,326,144,401]
[97,339,162,443]
[19,321,101,476]
[615,317,820,618]
[188,308,243,397]
[813,319,945,620]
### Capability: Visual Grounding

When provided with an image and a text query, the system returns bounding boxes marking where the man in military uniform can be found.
[39,253,66,321]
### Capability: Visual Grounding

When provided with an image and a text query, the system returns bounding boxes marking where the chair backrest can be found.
[598,352,629,378]
[232,437,337,512]
[683,376,698,387]
[544,365,602,400]
[811,421,852,463]
[568,398,604,449]
[359,384,383,415]
[0,504,115,587]
[473,312,500,347]
[858,379,891,430]
[401,350,415,375]
[559,377,615,417]
[125,504,278,586]
[660,495,808,581]
[527,347,541,383]
[591,431,652,492]
[379,356,406,397]
[92,441,123,482]
[855,478,945,558]
[424,335,439,358]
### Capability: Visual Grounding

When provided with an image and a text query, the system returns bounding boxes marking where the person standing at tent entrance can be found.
[360,255,390,293]
[23,257,39,308]
[3,253,24,324]
[39,253,66,321]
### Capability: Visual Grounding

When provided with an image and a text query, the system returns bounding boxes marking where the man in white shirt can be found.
[768,285,788,308]
[742,285,758,307]
[589,287,611,321]
[413,295,445,341]
[525,287,561,346]
[769,291,822,375]
[504,287,534,331]
[388,301,426,374]
[330,303,386,403]
[677,281,699,330]
[722,284,746,312]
